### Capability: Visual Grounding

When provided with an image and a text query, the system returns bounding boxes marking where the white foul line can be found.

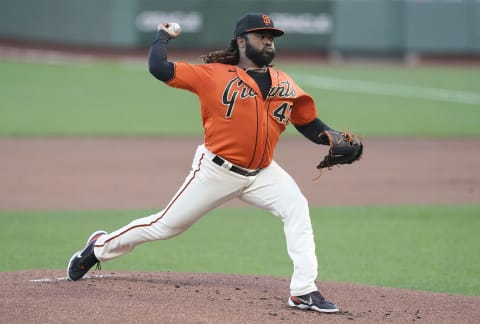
[294,74,480,106]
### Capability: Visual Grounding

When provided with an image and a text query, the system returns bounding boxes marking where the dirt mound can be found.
[1,270,479,323]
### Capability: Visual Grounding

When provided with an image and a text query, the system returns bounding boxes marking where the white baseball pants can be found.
[94,144,319,296]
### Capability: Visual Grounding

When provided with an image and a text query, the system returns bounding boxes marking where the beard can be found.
[245,39,275,67]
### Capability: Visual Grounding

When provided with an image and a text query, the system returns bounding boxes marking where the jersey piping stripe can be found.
[258,100,271,168]
[246,97,259,169]
[94,153,206,248]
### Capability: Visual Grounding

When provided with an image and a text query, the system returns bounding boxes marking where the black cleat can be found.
[67,230,107,281]
[288,290,339,313]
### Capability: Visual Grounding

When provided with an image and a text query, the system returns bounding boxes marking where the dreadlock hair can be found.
[200,39,240,65]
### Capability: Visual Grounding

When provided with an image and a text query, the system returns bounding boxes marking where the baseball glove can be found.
[317,129,363,171]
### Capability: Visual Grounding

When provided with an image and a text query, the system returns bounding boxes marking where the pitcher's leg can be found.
[240,161,318,296]
[95,146,247,261]
[281,194,318,296]
[94,209,182,261]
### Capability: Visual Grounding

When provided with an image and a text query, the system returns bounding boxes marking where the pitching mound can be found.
[1,270,479,323]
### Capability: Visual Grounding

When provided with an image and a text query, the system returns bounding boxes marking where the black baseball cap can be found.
[233,13,284,38]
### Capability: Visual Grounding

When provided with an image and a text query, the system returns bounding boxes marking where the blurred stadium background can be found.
[1,0,479,64]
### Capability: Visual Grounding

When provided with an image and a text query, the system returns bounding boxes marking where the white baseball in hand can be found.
[165,23,182,38]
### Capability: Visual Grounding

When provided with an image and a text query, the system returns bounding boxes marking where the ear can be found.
[236,36,246,49]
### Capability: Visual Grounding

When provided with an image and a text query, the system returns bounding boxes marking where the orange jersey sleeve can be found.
[165,63,318,169]
[271,70,318,126]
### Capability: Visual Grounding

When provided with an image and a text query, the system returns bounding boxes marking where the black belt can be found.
[212,156,261,177]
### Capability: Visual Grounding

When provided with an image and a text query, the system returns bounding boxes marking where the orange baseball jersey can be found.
[167,62,318,169]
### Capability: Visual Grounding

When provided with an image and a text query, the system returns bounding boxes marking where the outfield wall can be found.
[0,0,478,55]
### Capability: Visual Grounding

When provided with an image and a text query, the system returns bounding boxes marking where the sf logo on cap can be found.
[262,15,271,26]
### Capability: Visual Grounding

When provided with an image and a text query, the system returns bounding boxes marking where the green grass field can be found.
[1,58,479,297]
[1,59,479,137]
[1,206,479,296]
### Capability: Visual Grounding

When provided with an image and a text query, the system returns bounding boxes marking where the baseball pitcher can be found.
[67,12,363,314]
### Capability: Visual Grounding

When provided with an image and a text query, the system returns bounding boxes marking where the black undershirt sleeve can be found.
[148,30,175,82]
[294,118,332,145]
